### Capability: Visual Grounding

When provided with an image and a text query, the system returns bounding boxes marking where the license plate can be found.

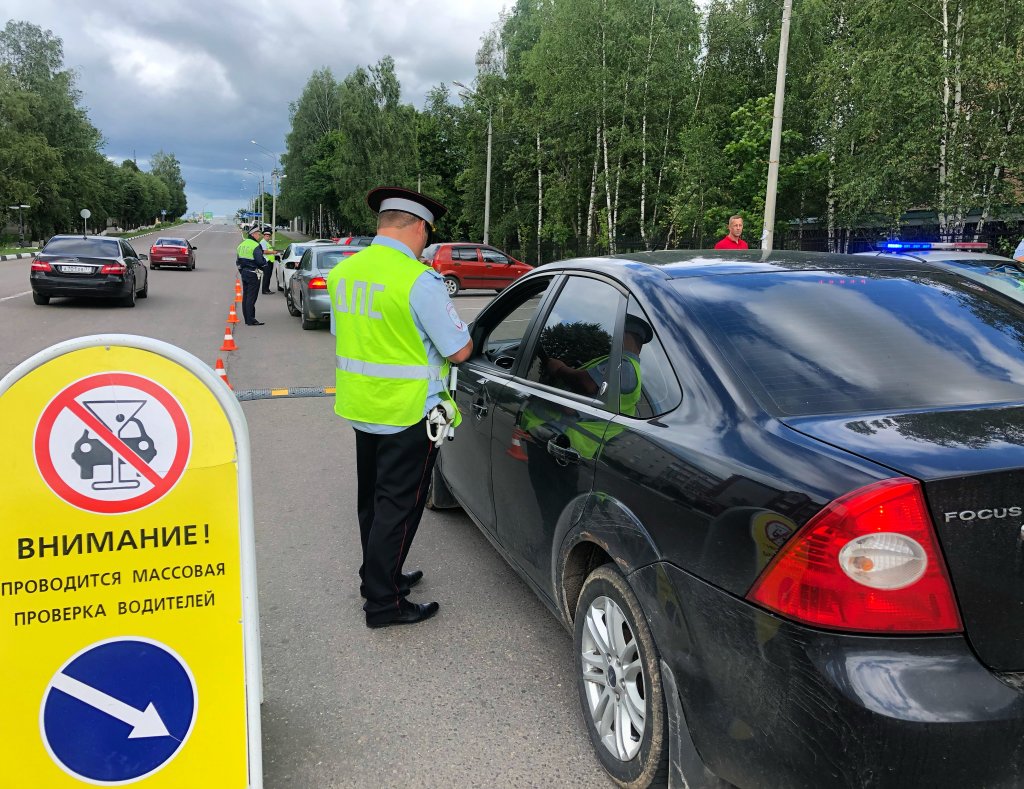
[161,257,177,261]
[60,265,92,274]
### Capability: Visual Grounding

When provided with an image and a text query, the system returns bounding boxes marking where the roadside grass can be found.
[0,220,192,255]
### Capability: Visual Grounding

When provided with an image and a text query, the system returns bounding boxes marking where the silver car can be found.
[275,240,334,292]
[856,242,1024,302]
[286,244,367,330]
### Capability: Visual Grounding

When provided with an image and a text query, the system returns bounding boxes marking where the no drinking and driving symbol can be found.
[34,373,191,514]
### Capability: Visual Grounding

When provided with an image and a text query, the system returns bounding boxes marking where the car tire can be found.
[32,291,50,305]
[286,288,301,317]
[189,262,196,271]
[121,283,136,308]
[300,297,318,330]
[444,276,460,297]
[152,264,160,270]
[138,275,148,299]
[425,455,461,511]
[575,564,669,789]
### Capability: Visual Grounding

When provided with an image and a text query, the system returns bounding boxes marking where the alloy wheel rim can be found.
[446,280,457,295]
[580,595,646,762]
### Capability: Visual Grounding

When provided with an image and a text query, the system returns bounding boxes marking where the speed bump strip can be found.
[234,386,336,402]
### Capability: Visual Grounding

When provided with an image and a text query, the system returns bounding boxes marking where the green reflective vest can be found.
[236,238,259,260]
[326,244,458,428]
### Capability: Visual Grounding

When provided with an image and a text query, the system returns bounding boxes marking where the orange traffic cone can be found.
[219,324,237,352]
[506,428,529,462]
[214,358,233,390]
[228,302,239,324]
[234,280,243,301]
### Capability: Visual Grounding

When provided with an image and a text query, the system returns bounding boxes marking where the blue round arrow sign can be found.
[41,637,197,784]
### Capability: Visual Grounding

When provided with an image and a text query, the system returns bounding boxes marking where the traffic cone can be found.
[214,358,233,390]
[506,428,529,462]
[228,302,240,324]
[234,280,243,302]
[219,324,237,352]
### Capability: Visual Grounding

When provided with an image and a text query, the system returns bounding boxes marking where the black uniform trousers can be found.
[260,260,274,293]
[239,267,260,324]
[354,419,439,621]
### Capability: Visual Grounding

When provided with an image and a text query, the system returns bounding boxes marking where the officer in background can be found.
[327,186,472,629]
[235,226,266,326]
[259,227,276,294]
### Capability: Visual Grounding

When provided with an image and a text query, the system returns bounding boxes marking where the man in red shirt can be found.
[714,215,749,250]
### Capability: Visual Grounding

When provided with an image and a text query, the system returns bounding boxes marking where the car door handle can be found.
[547,438,580,466]
[471,401,488,418]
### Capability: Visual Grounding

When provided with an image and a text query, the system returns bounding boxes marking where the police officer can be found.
[235,226,266,325]
[259,227,276,294]
[326,186,472,628]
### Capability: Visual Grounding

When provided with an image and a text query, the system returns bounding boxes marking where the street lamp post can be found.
[761,0,794,254]
[454,81,492,245]
[251,141,281,238]
[8,204,30,248]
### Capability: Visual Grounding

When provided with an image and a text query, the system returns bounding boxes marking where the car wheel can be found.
[576,564,669,789]
[286,288,301,317]
[151,264,159,270]
[121,282,136,308]
[300,297,318,330]
[444,276,460,297]
[138,274,148,298]
[189,262,196,271]
[32,291,50,305]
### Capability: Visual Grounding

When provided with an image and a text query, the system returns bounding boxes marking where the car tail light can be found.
[31,259,52,272]
[178,247,188,254]
[747,477,962,633]
[100,262,127,275]
[150,247,158,255]
[308,277,327,290]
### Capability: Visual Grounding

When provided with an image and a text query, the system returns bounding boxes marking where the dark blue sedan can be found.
[432,249,1024,788]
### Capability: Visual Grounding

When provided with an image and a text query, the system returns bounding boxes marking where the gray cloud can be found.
[5,0,509,216]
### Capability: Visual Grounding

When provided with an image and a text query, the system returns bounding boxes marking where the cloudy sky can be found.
[5,1,510,217]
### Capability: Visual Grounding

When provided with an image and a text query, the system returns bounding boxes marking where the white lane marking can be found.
[0,290,32,303]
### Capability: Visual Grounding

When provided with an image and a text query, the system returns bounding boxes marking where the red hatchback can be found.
[422,243,532,295]
[149,237,197,270]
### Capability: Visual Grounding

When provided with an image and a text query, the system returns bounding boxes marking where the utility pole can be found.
[762,0,793,254]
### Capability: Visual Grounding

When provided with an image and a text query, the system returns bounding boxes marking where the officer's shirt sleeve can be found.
[409,270,470,358]
[1015,239,1024,259]
[252,245,266,266]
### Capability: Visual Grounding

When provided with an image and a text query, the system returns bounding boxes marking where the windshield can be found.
[42,238,120,257]
[680,269,1024,416]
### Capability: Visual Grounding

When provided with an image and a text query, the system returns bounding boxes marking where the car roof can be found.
[531,249,943,286]
[855,249,1017,265]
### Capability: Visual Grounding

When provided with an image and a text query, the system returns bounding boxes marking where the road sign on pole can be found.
[0,336,262,788]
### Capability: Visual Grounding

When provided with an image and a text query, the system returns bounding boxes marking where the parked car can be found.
[421,242,532,295]
[334,235,375,246]
[857,241,1024,301]
[276,240,335,292]
[148,237,197,270]
[30,235,148,307]
[430,248,1024,788]
[286,244,368,330]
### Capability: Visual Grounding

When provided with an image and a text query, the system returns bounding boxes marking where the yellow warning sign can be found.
[0,339,259,788]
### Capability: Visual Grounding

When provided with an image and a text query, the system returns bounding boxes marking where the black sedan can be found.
[30,235,149,307]
[431,250,1024,788]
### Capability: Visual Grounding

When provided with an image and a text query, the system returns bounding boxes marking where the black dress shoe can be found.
[246,320,265,326]
[366,601,439,629]
[359,570,423,598]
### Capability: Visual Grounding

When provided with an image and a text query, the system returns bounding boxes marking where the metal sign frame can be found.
[0,334,263,788]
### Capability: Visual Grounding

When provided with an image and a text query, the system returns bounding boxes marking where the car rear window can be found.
[43,238,121,256]
[679,269,1024,416]
[315,251,349,271]
[154,238,186,246]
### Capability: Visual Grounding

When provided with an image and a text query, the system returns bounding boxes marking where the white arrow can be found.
[51,672,171,739]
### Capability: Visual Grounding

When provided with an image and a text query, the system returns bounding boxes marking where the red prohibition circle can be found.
[34,372,192,514]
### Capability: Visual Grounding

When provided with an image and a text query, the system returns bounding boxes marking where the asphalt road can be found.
[0,223,609,787]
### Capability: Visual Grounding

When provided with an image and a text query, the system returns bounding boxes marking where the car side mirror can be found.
[285,261,297,270]
[139,254,148,260]
[191,245,198,250]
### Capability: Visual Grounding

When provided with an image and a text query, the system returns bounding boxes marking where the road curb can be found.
[0,253,34,261]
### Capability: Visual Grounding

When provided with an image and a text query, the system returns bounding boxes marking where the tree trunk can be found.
[586,125,600,251]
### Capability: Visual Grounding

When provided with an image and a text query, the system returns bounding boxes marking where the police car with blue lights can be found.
[857,241,1024,300]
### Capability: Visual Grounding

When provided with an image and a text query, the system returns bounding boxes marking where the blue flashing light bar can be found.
[877,241,932,251]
